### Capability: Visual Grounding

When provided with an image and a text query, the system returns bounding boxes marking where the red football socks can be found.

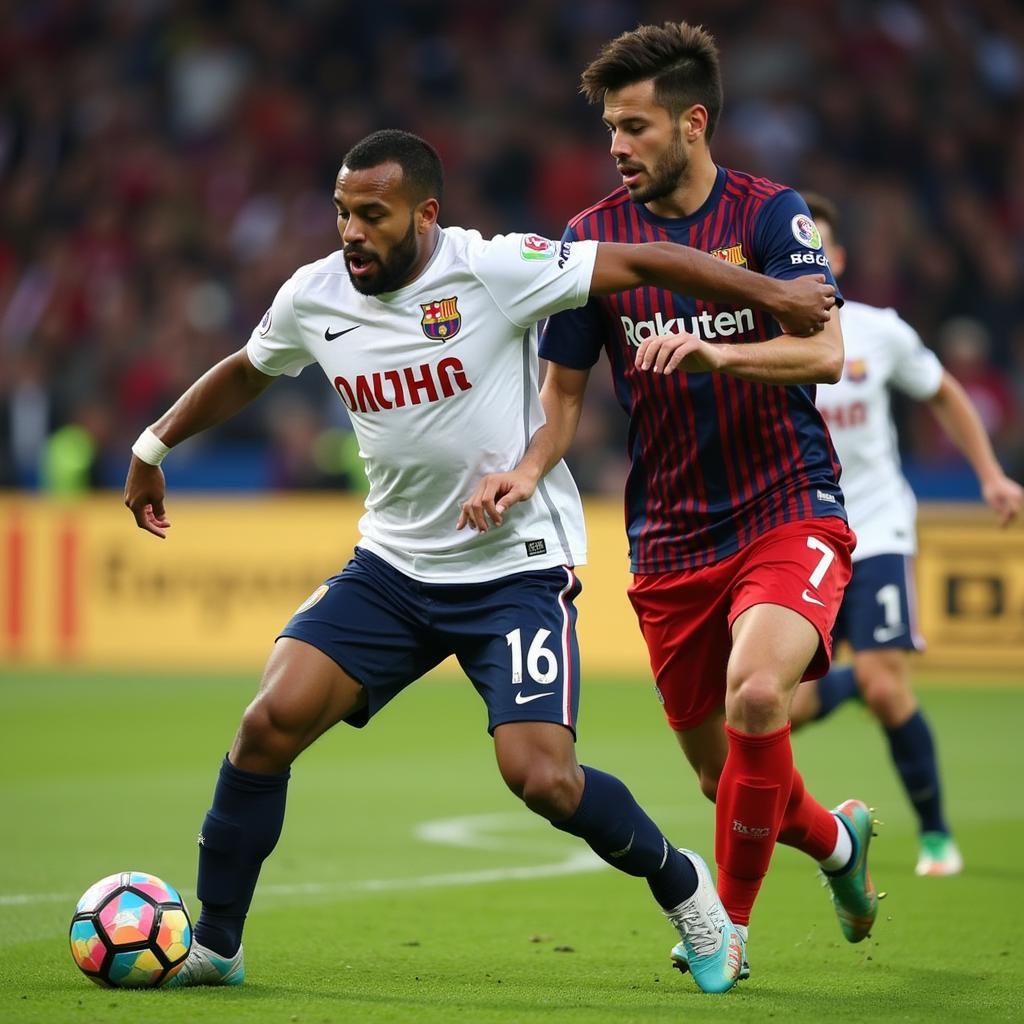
[715,723,794,927]
[777,766,841,862]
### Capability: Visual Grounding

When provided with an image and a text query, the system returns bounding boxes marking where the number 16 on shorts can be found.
[505,626,576,720]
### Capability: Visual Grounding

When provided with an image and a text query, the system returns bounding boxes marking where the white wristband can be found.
[131,428,171,467]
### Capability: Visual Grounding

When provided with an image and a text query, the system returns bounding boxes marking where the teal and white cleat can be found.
[822,799,881,943]
[672,923,750,981]
[665,851,745,994]
[915,832,963,877]
[163,942,245,988]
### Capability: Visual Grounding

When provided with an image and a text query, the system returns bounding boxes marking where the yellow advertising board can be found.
[0,496,349,669]
[914,505,1024,673]
[0,496,1020,675]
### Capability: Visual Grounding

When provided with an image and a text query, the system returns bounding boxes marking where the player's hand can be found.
[982,472,1023,527]
[634,330,723,374]
[774,274,835,336]
[124,456,171,538]
[457,470,537,532]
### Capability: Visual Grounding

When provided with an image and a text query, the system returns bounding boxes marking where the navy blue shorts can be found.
[279,548,583,734]
[833,553,925,652]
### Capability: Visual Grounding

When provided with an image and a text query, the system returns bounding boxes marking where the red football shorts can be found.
[627,517,855,732]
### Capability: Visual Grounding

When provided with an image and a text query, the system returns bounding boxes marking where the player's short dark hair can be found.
[580,22,723,140]
[802,192,841,243]
[342,129,444,204]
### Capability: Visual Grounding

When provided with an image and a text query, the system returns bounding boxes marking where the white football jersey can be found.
[815,300,943,561]
[246,227,598,582]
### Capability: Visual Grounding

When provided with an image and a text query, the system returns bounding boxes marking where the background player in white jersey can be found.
[788,194,1022,876]
[123,130,834,993]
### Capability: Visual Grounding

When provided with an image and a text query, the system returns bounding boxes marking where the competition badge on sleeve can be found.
[791,214,823,249]
[420,297,462,340]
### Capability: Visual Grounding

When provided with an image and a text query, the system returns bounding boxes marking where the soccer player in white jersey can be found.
[788,194,1022,876]
[123,131,834,993]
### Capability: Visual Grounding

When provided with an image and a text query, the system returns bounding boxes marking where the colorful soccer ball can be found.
[69,871,192,987]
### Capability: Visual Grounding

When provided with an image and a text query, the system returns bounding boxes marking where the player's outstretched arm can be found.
[589,241,835,336]
[458,364,590,532]
[926,370,1023,527]
[635,306,844,385]
[124,348,275,538]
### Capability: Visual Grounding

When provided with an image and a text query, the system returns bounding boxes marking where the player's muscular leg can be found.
[230,638,367,774]
[853,648,916,728]
[673,708,728,802]
[493,721,584,821]
[787,678,821,728]
[726,604,821,733]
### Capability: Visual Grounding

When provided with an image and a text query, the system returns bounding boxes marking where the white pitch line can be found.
[0,813,605,909]
[0,891,71,907]
[259,850,604,899]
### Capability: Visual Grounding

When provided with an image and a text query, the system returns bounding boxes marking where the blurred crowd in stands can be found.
[1,0,1021,496]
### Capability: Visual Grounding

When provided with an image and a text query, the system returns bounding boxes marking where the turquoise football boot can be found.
[672,922,750,981]
[915,832,963,877]
[665,851,745,994]
[163,941,245,987]
[822,799,881,943]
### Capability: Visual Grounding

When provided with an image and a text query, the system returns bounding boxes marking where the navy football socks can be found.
[193,756,290,957]
[813,665,859,720]
[885,711,948,835]
[552,765,699,909]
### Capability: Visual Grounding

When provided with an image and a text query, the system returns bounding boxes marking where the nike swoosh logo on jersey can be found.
[514,691,554,705]
[801,589,826,607]
[325,325,360,341]
[608,831,635,858]
[873,623,907,643]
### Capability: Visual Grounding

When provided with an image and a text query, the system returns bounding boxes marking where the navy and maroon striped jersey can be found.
[540,165,847,574]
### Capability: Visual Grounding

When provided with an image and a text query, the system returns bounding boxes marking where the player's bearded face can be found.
[344,216,419,295]
[628,122,688,204]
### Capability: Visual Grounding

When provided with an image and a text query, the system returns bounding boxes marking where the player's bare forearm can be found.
[124,348,274,538]
[590,242,835,335]
[457,364,589,532]
[151,348,275,447]
[637,311,844,383]
[716,316,843,383]
[532,364,590,474]
[927,371,1023,525]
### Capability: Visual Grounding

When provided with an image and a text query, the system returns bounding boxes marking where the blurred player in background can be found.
[124,130,833,993]
[466,22,879,987]
[788,194,1023,876]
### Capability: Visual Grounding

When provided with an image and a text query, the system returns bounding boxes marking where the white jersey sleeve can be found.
[466,233,598,328]
[884,310,944,401]
[245,273,317,378]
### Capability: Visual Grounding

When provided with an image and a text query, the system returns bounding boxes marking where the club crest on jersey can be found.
[420,297,461,340]
[846,358,868,382]
[710,243,747,267]
[791,213,822,249]
[520,234,558,261]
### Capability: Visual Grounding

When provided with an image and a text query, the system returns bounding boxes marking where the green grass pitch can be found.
[1,668,1021,1023]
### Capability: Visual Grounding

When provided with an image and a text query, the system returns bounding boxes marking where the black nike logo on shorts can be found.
[325,325,360,340]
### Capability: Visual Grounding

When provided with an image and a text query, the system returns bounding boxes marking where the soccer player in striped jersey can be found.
[787,194,1022,877]
[124,130,833,993]
[464,23,878,986]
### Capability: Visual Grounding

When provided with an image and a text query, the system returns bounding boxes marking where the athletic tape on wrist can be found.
[131,428,171,467]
